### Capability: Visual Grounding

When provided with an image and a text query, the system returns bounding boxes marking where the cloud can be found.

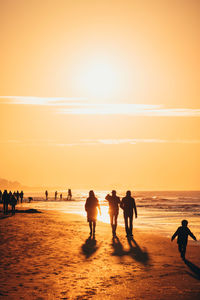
[0,96,87,106]
[0,96,200,117]
[1,138,200,147]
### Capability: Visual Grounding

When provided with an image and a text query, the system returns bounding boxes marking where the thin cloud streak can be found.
[1,139,200,147]
[0,96,88,106]
[0,96,200,117]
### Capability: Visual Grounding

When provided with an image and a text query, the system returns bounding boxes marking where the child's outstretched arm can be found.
[188,229,197,241]
[171,229,178,241]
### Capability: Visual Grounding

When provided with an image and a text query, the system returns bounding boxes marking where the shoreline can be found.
[0,207,200,299]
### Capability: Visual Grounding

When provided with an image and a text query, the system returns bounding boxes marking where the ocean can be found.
[21,190,200,239]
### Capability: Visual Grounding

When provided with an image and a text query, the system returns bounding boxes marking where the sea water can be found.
[20,190,200,238]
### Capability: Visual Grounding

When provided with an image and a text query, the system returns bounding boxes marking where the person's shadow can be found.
[184,259,200,280]
[81,236,98,258]
[111,236,150,266]
[112,236,126,257]
[127,237,149,266]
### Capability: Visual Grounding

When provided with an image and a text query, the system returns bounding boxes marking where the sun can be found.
[77,57,121,100]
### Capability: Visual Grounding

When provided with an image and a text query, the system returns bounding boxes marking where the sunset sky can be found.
[1,0,200,190]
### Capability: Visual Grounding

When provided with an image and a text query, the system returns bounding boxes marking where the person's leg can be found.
[113,214,118,236]
[93,221,96,236]
[124,214,129,236]
[89,221,92,235]
[182,243,187,259]
[110,214,115,236]
[129,215,133,236]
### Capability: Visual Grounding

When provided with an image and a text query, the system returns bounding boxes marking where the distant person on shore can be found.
[171,220,197,260]
[60,193,62,200]
[67,189,72,200]
[55,191,57,201]
[45,190,48,201]
[105,190,121,237]
[20,191,24,203]
[16,191,20,203]
[85,190,101,238]
[2,190,9,214]
[120,191,137,237]
[10,194,17,215]
[0,190,2,203]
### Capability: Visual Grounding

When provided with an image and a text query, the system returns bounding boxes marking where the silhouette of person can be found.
[85,190,101,238]
[60,193,62,200]
[120,190,137,237]
[0,190,2,203]
[171,219,197,260]
[16,191,20,203]
[105,190,121,237]
[55,191,57,201]
[2,190,8,214]
[20,191,24,203]
[67,189,72,200]
[10,194,17,215]
[45,190,48,201]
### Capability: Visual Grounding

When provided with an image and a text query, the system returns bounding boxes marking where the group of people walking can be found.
[85,190,137,238]
[0,190,23,214]
[84,189,197,260]
[45,189,72,201]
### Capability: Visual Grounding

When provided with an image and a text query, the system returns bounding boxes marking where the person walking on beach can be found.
[20,191,24,203]
[10,194,17,215]
[16,191,20,203]
[85,190,101,238]
[2,190,9,214]
[105,190,121,237]
[55,191,57,201]
[67,189,72,200]
[45,190,48,201]
[120,190,137,237]
[0,190,2,203]
[171,219,197,260]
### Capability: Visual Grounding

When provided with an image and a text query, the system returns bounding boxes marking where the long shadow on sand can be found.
[111,236,150,266]
[15,209,42,214]
[184,259,200,280]
[81,236,99,258]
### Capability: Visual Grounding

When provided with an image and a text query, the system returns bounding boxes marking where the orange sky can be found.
[0,0,200,190]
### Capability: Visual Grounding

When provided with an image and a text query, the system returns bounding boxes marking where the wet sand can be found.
[0,207,200,299]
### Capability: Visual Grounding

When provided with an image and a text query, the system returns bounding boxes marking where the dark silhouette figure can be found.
[67,189,72,200]
[60,193,62,200]
[55,191,57,201]
[120,191,137,237]
[2,190,9,214]
[20,191,24,203]
[45,190,48,201]
[105,190,120,237]
[81,236,98,258]
[16,190,20,203]
[10,194,17,215]
[85,190,101,238]
[0,190,2,203]
[171,220,197,260]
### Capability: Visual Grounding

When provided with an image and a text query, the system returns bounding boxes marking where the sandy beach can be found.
[0,207,200,300]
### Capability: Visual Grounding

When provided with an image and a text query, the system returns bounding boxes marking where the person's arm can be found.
[120,198,124,210]
[85,199,88,211]
[133,198,137,218]
[188,229,197,241]
[171,229,179,241]
[97,200,101,215]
